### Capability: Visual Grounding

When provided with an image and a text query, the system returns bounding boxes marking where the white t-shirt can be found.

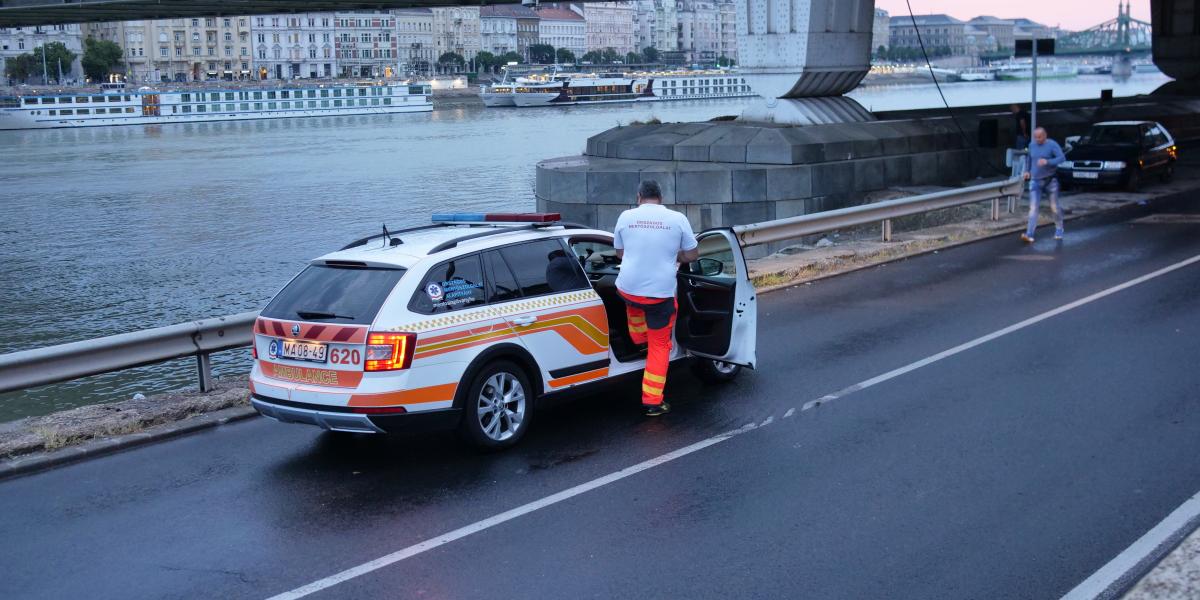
[613,203,698,298]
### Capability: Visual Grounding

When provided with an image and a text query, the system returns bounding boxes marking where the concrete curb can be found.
[0,405,259,482]
[752,195,1146,296]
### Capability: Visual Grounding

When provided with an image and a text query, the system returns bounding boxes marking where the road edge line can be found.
[1061,490,1200,600]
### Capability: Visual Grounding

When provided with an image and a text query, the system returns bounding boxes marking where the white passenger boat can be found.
[502,70,756,108]
[0,81,432,130]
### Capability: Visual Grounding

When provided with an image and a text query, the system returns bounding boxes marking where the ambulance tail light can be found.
[364,332,416,371]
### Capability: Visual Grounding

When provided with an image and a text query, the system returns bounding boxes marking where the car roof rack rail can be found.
[429,222,589,254]
[341,223,447,250]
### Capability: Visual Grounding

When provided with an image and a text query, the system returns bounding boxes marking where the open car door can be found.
[675,229,757,369]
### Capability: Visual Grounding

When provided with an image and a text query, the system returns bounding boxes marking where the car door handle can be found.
[510,316,537,327]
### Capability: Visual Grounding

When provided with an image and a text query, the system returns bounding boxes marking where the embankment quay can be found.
[0,74,1171,421]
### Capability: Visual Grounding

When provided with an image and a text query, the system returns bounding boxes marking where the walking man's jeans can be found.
[1026,176,1064,238]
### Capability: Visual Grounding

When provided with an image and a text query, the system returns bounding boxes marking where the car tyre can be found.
[690,358,742,384]
[1124,168,1141,192]
[1161,165,1175,183]
[457,360,533,451]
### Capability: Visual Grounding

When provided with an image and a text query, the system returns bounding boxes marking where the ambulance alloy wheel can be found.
[459,360,533,450]
[691,358,742,384]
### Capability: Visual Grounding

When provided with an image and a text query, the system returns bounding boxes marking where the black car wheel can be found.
[1124,168,1141,192]
[457,360,533,451]
[691,357,742,384]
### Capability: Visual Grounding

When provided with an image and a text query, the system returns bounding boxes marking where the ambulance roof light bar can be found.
[431,212,562,225]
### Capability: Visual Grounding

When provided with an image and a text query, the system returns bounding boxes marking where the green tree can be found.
[34,42,77,82]
[4,54,36,82]
[641,46,659,62]
[581,50,604,64]
[475,50,496,73]
[528,43,555,64]
[556,48,576,64]
[499,51,522,65]
[716,55,736,67]
[81,37,123,82]
[438,51,465,73]
[600,47,621,63]
[625,51,643,64]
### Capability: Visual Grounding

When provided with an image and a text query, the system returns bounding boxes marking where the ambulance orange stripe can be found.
[548,367,609,389]
[414,321,608,359]
[348,383,459,407]
[414,307,609,356]
[256,318,367,343]
[415,331,521,359]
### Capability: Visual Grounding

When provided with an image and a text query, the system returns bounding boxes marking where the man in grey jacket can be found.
[1022,127,1066,243]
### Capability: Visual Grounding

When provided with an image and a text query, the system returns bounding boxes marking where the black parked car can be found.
[1056,121,1178,192]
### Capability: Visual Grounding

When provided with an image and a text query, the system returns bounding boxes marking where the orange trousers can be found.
[618,290,677,406]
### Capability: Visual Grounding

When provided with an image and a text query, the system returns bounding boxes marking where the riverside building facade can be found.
[0,24,83,83]
[252,13,335,79]
[86,17,253,82]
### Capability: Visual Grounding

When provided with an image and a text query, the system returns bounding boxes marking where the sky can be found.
[874,0,1150,31]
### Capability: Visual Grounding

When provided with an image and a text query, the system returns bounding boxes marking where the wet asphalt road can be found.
[3,192,1200,599]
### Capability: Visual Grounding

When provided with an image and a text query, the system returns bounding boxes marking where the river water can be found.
[0,73,1170,422]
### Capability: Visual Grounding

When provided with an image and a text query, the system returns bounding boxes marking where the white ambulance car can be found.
[250,213,756,449]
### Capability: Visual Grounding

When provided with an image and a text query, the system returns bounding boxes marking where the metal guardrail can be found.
[734,177,1025,247]
[0,312,257,395]
[0,177,1025,396]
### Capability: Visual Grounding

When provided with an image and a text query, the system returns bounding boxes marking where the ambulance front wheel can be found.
[691,358,742,384]
[458,360,533,451]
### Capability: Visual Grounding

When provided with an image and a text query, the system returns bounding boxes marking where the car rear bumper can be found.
[251,395,461,434]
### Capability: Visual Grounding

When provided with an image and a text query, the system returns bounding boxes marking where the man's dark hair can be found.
[638,180,663,201]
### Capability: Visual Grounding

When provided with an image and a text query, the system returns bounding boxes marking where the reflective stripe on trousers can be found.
[618,290,676,406]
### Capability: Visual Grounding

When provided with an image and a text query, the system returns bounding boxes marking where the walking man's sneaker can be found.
[1020,234,1035,244]
[1054,228,1064,240]
[644,402,671,417]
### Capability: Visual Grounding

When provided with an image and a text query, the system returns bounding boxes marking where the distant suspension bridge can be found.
[1056,1,1153,55]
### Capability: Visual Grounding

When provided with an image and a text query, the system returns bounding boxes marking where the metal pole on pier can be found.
[1031,36,1038,137]
[41,45,48,84]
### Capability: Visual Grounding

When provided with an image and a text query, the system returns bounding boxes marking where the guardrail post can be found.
[991,197,1001,221]
[881,219,893,242]
[196,353,214,392]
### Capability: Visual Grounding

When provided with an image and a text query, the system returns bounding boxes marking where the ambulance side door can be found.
[675,229,757,368]
[485,239,612,392]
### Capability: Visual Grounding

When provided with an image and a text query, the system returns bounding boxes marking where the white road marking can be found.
[267,253,1200,600]
[1061,489,1200,600]
[784,408,796,418]
[760,416,774,427]
[265,423,758,600]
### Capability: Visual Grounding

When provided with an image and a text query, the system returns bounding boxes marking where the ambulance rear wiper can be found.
[295,309,356,321]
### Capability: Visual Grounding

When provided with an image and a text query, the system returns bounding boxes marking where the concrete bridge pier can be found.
[1152,0,1200,95]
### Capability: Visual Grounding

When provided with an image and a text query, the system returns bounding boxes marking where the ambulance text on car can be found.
[249,213,757,449]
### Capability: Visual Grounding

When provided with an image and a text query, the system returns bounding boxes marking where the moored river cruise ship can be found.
[0,81,432,130]
[483,70,757,107]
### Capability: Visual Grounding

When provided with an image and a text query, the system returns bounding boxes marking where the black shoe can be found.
[644,402,670,417]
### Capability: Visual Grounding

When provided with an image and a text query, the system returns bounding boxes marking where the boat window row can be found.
[660,85,751,96]
[174,97,400,113]
[662,78,746,87]
[179,86,397,103]
[47,107,137,116]
[23,95,133,105]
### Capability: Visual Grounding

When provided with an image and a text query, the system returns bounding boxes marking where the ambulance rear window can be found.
[262,265,405,325]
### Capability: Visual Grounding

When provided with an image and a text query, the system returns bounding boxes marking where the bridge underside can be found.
[0,0,544,27]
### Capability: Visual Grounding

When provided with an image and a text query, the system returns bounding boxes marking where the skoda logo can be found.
[291,324,301,336]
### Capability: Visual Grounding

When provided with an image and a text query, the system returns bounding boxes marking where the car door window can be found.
[684,235,738,281]
[484,250,522,303]
[570,239,621,279]
[498,239,588,296]
[409,254,487,314]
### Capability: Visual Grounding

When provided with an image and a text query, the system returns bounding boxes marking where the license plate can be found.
[276,339,328,363]
[1074,171,1099,179]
